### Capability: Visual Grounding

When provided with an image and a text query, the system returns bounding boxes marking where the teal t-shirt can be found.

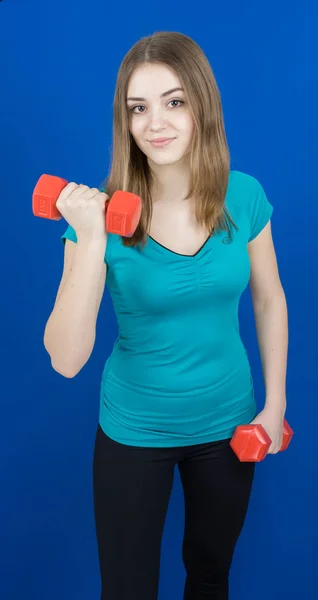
[61,170,273,447]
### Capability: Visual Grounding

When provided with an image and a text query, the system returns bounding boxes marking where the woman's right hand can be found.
[56,182,109,242]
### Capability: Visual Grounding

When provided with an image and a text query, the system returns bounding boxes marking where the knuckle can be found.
[66,182,79,192]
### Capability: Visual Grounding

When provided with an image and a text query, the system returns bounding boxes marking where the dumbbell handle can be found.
[32,174,142,238]
[230,419,294,462]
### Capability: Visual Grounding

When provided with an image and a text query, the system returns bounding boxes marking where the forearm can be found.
[253,292,289,412]
[44,238,107,377]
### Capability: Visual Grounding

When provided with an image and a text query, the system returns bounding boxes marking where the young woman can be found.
[44,31,288,600]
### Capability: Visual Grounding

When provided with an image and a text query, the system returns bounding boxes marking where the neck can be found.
[149,157,190,204]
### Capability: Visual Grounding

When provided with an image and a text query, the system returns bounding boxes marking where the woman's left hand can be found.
[249,406,286,455]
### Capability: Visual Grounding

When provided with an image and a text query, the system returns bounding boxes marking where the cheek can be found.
[176,113,194,137]
[130,116,144,138]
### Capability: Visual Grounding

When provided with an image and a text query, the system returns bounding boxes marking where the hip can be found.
[99,374,256,447]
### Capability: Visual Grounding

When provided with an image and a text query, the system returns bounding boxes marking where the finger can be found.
[74,184,91,197]
[57,181,79,202]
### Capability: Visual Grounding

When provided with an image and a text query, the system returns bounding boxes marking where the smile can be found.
[149,138,175,148]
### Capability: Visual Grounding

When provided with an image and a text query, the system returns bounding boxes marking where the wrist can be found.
[264,395,287,415]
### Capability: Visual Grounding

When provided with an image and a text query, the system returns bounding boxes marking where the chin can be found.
[150,157,179,166]
[148,151,187,167]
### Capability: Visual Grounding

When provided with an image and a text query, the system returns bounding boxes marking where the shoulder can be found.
[227,170,274,242]
[228,169,266,198]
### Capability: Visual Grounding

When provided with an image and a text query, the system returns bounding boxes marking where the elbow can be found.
[51,360,79,378]
[49,353,89,379]
[44,341,82,379]
[43,326,92,378]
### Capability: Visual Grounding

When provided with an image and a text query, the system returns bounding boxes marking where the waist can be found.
[102,342,252,397]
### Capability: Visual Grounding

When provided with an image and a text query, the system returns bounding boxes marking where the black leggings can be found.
[93,424,255,600]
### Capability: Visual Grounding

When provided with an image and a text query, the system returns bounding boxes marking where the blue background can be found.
[1,1,317,598]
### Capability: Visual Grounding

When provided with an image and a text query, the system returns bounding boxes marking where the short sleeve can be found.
[248,179,274,242]
[61,224,77,245]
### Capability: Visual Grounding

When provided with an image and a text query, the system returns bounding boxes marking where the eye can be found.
[168,100,184,109]
[129,99,184,114]
[130,105,146,114]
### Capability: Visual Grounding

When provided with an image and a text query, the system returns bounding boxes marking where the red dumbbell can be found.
[230,418,294,462]
[32,174,142,237]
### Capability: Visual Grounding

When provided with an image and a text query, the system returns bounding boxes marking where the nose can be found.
[148,106,168,132]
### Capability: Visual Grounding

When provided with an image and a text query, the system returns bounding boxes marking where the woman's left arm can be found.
[248,220,288,416]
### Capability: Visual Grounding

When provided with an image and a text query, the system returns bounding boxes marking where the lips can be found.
[149,138,175,148]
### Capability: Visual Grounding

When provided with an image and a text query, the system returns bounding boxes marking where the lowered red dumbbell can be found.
[32,174,142,237]
[230,418,294,462]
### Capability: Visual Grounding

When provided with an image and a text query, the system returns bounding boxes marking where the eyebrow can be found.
[126,87,184,102]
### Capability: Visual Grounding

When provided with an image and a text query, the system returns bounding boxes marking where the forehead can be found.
[127,64,181,97]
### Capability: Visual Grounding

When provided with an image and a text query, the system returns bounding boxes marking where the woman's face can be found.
[127,63,195,167]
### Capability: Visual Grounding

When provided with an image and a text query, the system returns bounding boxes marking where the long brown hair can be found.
[102,31,237,248]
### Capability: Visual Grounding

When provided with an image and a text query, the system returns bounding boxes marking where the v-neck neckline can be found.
[147,233,214,258]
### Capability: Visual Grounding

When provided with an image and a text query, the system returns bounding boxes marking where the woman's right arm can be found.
[44,236,107,378]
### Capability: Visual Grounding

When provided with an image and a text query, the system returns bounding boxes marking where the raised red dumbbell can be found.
[230,418,294,462]
[32,174,142,237]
